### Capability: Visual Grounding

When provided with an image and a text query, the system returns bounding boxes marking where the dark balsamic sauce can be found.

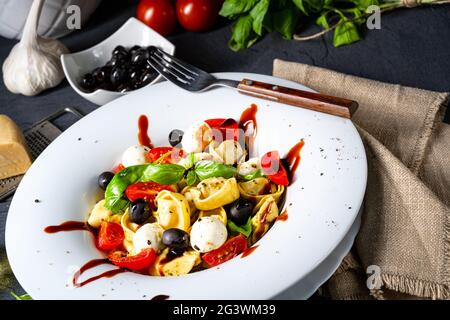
[138,115,153,148]
[241,245,259,258]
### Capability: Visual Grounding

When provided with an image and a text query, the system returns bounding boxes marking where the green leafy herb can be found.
[10,292,32,300]
[239,169,264,181]
[228,217,253,238]
[220,0,427,50]
[194,160,237,181]
[141,163,186,185]
[105,164,186,213]
[105,165,147,213]
[186,170,199,186]
[333,20,361,47]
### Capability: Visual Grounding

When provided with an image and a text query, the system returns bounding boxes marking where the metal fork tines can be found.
[147,46,238,92]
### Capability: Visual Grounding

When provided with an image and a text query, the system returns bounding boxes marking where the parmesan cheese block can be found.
[0,115,32,179]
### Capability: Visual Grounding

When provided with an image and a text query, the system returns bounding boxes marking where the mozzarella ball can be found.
[190,216,227,253]
[181,122,212,153]
[122,145,150,167]
[133,223,165,252]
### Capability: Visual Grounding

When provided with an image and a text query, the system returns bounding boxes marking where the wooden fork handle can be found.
[237,79,358,119]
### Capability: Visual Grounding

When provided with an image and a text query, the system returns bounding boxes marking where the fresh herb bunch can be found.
[219,0,449,51]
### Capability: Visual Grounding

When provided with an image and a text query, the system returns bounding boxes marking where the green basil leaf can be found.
[316,12,330,29]
[239,169,264,181]
[292,0,308,15]
[141,163,186,185]
[219,0,259,19]
[105,165,147,213]
[194,160,237,181]
[357,0,379,10]
[250,0,270,36]
[228,15,260,52]
[228,217,252,238]
[10,292,32,300]
[273,8,300,40]
[186,170,198,186]
[333,20,361,47]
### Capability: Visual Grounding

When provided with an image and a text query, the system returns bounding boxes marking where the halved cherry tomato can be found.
[125,181,176,203]
[112,164,125,174]
[261,151,289,186]
[97,222,125,251]
[202,234,248,267]
[146,146,185,164]
[205,118,240,141]
[108,248,156,270]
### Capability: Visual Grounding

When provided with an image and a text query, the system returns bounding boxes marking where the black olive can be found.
[228,199,254,225]
[112,45,127,56]
[129,45,141,56]
[110,66,128,87]
[168,129,184,147]
[162,228,189,249]
[92,66,112,84]
[131,48,149,66]
[141,70,157,85]
[128,67,142,84]
[129,199,151,224]
[79,73,97,91]
[168,247,185,258]
[98,171,114,190]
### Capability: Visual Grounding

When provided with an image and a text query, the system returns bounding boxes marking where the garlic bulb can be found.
[2,0,69,96]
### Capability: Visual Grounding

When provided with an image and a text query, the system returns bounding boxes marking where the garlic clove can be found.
[2,0,69,96]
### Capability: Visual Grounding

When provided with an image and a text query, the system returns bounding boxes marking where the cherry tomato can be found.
[125,181,176,203]
[112,164,125,174]
[202,234,248,267]
[97,222,125,251]
[136,0,177,36]
[146,146,185,164]
[205,118,240,141]
[261,151,289,186]
[108,248,156,270]
[176,0,220,32]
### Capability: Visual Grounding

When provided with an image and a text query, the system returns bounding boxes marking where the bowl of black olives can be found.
[61,18,175,105]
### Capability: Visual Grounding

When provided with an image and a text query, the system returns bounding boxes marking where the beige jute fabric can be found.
[273,59,450,300]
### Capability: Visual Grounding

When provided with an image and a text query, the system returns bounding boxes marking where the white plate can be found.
[61,18,175,106]
[6,73,367,299]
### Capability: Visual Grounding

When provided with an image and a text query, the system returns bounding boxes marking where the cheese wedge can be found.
[0,115,32,179]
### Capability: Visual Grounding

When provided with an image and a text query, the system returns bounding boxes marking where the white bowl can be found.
[6,73,367,299]
[61,17,175,106]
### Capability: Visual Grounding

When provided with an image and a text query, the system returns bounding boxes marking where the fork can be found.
[147,46,358,119]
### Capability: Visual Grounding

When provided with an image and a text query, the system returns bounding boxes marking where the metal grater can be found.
[0,108,83,201]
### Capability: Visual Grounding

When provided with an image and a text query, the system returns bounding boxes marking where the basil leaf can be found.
[316,12,330,29]
[239,169,264,181]
[292,0,308,15]
[228,217,252,238]
[105,165,147,213]
[194,160,237,181]
[229,15,260,52]
[105,163,186,213]
[357,0,379,10]
[219,0,259,19]
[250,0,270,36]
[273,8,300,40]
[333,20,361,47]
[10,292,32,300]
[141,163,186,185]
[186,170,198,186]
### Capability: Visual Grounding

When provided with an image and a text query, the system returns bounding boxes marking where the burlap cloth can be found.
[273,59,450,300]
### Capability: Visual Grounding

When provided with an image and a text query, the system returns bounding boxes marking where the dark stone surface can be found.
[0,0,449,299]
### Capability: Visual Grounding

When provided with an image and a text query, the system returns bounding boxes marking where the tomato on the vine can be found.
[136,0,177,36]
[176,0,221,32]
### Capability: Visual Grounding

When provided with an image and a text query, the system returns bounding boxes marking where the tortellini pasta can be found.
[238,177,285,203]
[87,199,112,228]
[198,207,227,225]
[189,177,240,211]
[121,210,139,252]
[209,140,245,165]
[149,248,201,276]
[154,190,191,232]
[251,195,279,243]
[237,157,260,176]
